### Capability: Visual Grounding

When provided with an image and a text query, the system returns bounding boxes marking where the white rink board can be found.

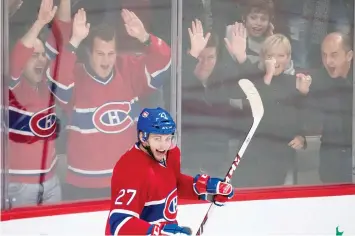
[1,195,355,235]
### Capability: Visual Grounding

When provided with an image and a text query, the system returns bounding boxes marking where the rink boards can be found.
[1,185,355,235]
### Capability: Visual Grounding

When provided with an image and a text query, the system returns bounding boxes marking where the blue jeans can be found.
[6,175,62,208]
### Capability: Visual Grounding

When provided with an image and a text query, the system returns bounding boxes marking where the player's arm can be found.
[121,9,171,96]
[172,147,235,206]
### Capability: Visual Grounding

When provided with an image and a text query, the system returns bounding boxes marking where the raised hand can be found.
[70,8,90,47]
[20,0,56,48]
[121,9,149,43]
[36,0,57,26]
[224,22,247,63]
[188,19,211,58]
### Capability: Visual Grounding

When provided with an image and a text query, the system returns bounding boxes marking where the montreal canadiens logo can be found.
[92,102,133,134]
[29,105,57,138]
[163,188,178,221]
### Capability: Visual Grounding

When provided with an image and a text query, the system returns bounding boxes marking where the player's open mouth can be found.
[156,150,166,155]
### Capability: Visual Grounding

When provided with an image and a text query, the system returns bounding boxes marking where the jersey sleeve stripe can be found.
[109,209,139,218]
[9,108,32,131]
[144,198,165,206]
[46,67,75,90]
[50,89,69,105]
[9,156,58,175]
[109,209,140,235]
[9,128,34,137]
[47,81,72,104]
[113,216,132,235]
[68,165,113,175]
[144,57,171,90]
[151,58,171,78]
[9,106,34,116]
[44,41,59,60]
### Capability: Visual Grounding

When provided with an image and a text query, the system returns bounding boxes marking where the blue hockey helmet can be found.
[137,107,176,141]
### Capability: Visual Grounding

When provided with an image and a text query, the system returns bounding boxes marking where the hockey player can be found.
[105,107,234,235]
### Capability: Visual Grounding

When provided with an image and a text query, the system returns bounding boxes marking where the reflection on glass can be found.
[3,0,355,210]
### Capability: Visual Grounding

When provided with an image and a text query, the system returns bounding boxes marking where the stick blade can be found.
[238,78,264,119]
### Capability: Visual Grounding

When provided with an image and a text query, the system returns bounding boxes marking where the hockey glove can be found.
[193,174,234,206]
[147,223,192,235]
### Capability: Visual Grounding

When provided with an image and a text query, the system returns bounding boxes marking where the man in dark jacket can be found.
[297,32,354,183]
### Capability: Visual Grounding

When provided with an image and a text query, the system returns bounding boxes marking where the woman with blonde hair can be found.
[258,33,295,82]
[229,33,306,187]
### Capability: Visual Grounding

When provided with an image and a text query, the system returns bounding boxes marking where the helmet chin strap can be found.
[141,142,166,165]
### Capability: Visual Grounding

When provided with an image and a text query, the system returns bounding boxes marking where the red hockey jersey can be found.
[105,144,199,235]
[45,21,171,188]
[8,41,58,184]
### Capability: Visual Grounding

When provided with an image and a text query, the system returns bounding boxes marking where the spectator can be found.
[228,33,306,187]
[7,0,61,208]
[177,19,241,177]
[225,0,274,65]
[45,8,171,200]
[72,0,153,52]
[279,0,353,70]
[225,20,295,77]
[297,32,353,183]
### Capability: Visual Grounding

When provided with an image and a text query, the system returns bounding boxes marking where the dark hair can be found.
[242,0,274,20]
[201,32,221,59]
[86,23,117,51]
[324,32,353,52]
[206,33,220,49]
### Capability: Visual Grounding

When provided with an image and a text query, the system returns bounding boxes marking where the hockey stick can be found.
[195,78,264,235]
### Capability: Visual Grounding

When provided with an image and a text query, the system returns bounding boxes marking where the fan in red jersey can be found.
[105,107,235,235]
[45,7,173,200]
[7,0,62,207]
